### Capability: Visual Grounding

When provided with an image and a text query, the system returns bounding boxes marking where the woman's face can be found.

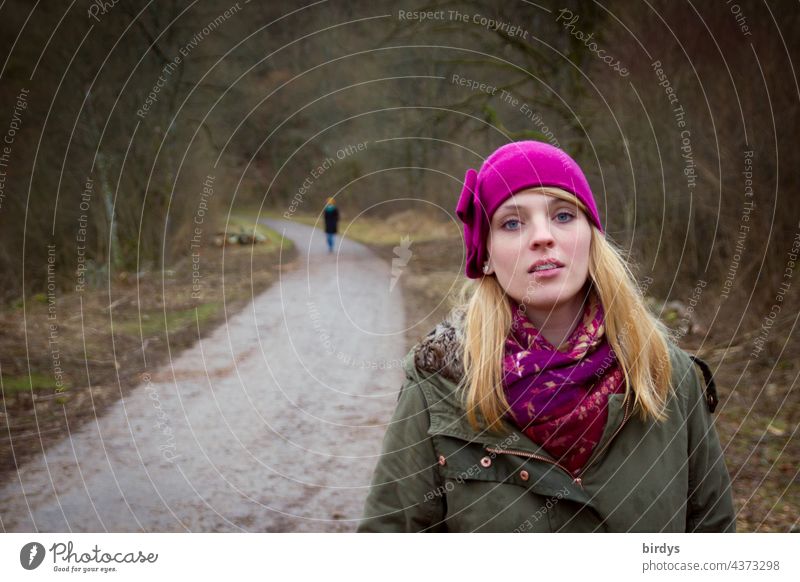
[486,189,592,314]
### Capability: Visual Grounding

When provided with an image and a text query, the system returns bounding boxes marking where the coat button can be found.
[437,455,446,466]
[480,456,492,468]
[520,470,529,481]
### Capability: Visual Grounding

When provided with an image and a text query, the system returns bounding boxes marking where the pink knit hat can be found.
[456,141,604,279]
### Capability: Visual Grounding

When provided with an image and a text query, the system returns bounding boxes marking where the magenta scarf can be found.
[502,290,626,475]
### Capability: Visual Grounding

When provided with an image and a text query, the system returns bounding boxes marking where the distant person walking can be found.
[324,197,339,253]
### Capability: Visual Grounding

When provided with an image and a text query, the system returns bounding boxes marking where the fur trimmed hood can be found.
[412,305,467,384]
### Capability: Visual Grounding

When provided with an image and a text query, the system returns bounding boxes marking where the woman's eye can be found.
[555,211,575,223]
[502,218,521,230]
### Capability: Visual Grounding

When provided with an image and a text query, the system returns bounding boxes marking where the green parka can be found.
[358,310,736,533]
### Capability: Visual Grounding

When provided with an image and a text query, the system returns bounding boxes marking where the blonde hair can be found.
[455,187,676,434]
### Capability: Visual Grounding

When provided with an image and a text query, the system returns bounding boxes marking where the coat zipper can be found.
[485,391,632,489]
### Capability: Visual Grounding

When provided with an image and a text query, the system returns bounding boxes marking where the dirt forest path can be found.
[0,219,407,532]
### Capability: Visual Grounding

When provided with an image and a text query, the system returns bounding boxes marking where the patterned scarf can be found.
[502,290,626,475]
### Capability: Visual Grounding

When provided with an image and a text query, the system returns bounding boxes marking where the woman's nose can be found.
[528,216,555,249]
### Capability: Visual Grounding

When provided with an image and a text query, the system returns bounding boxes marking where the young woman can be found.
[358,141,735,533]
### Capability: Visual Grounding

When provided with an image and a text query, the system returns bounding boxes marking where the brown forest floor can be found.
[0,217,296,488]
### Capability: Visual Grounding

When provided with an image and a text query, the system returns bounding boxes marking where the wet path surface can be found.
[0,219,406,532]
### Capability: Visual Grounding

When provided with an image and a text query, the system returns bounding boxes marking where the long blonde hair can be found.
[456,187,676,434]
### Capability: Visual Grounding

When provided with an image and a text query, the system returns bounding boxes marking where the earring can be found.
[482,262,490,275]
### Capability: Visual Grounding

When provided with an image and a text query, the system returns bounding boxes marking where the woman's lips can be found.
[530,265,563,278]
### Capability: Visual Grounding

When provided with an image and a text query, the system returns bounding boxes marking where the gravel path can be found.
[0,219,406,532]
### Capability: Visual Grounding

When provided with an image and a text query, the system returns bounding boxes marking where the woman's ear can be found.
[483,237,494,275]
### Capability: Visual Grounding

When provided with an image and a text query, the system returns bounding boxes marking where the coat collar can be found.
[405,306,548,455]
[404,306,629,460]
